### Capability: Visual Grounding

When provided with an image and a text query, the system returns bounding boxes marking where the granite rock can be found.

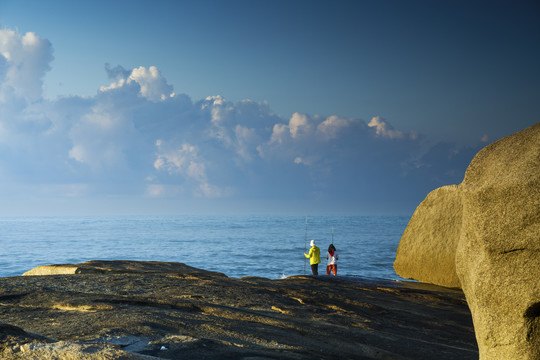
[394,184,462,288]
[0,260,478,359]
[393,122,540,359]
[455,122,540,359]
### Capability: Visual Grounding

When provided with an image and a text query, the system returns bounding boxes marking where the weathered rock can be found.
[394,184,462,288]
[393,122,540,359]
[23,259,228,278]
[1,260,478,359]
[0,322,150,359]
[0,322,50,344]
[455,122,540,359]
[23,264,83,276]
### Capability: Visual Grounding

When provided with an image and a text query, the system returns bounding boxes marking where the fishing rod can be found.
[331,226,334,245]
[304,216,307,275]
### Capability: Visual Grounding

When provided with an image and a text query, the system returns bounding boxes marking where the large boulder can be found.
[394,122,540,359]
[456,122,540,359]
[394,184,462,288]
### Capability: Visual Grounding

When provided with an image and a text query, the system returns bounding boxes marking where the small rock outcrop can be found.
[394,122,540,359]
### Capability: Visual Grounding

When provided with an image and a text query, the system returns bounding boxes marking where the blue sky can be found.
[0,0,539,216]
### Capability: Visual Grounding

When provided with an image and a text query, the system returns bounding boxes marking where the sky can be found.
[0,0,538,216]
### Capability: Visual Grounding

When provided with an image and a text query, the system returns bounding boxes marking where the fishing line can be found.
[304,216,307,275]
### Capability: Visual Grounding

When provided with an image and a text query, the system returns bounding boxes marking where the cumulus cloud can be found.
[270,123,288,145]
[0,29,53,102]
[0,27,481,213]
[234,125,258,162]
[368,116,404,139]
[154,141,200,175]
[200,95,273,163]
[68,105,130,168]
[153,140,223,198]
[104,63,131,80]
[263,112,369,168]
[289,112,312,138]
[100,65,174,102]
[202,95,235,145]
[316,115,351,140]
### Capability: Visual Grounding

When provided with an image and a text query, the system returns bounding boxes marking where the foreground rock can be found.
[1,260,477,359]
[456,123,540,360]
[393,184,462,288]
[394,122,540,359]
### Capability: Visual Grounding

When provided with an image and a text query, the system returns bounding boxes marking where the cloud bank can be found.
[0,28,481,215]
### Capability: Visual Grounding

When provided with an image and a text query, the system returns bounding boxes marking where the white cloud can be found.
[289,112,312,138]
[154,142,196,174]
[200,96,270,163]
[68,144,87,163]
[154,141,223,198]
[99,78,127,92]
[269,113,367,148]
[100,65,174,102]
[234,125,258,161]
[202,95,235,145]
[0,28,53,102]
[368,116,404,139]
[269,112,314,145]
[67,101,135,170]
[0,26,482,213]
[203,95,227,107]
[264,113,368,167]
[316,115,362,141]
[270,123,288,144]
[130,66,174,101]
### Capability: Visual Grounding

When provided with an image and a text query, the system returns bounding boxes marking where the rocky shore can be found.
[394,122,539,359]
[0,260,477,359]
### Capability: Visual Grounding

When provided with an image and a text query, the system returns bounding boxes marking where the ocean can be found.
[0,215,410,280]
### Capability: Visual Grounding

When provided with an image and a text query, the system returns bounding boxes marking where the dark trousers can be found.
[310,264,318,275]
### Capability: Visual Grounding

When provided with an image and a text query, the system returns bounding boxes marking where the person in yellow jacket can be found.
[304,240,321,275]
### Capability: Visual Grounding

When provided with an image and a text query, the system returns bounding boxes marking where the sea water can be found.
[0,215,410,280]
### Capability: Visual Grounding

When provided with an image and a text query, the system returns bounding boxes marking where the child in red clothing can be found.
[326,244,339,276]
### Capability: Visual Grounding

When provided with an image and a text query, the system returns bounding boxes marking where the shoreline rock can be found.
[393,122,540,359]
[393,184,462,288]
[456,122,540,359]
[1,260,478,359]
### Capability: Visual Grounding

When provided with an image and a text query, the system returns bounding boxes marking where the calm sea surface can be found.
[0,215,409,280]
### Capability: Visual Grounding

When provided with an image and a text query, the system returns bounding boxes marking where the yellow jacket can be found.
[305,246,321,265]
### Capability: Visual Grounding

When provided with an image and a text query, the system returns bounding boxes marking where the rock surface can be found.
[393,184,462,288]
[456,122,540,359]
[1,260,478,359]
[393,122,540,359]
